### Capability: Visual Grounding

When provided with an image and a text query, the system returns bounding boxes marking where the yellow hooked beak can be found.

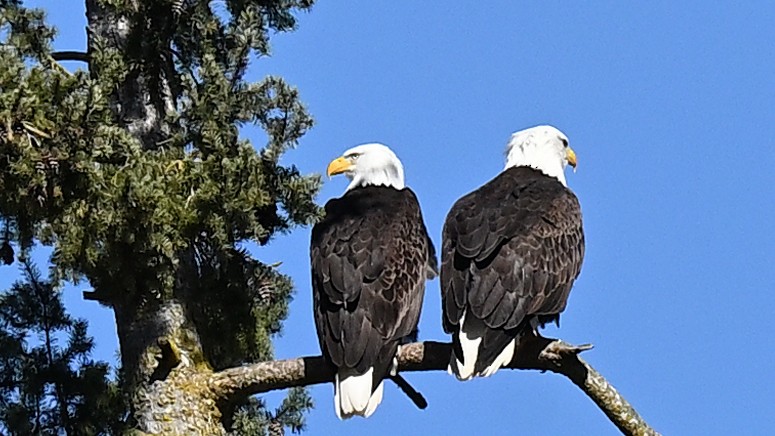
[326,156,353,177]
[566,147,577,170]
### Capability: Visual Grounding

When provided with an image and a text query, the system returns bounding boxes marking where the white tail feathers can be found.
[334,367,384,419]
[479,338,515,377]
[448,310,516,380]
[449,311,483,380]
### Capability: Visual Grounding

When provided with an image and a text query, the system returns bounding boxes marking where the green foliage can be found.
[229,387,314,436]
[1,0,321,432]
[0,259,126,435]
[190,245,294,369]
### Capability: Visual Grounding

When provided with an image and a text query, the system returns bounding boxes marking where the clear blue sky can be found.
[8,1,775,434]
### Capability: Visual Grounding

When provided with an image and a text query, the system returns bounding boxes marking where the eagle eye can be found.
[560,138,569,148]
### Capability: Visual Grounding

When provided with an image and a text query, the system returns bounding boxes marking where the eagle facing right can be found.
[441,125,585,380]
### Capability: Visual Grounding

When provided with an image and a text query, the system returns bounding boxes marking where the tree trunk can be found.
[84,1,225,430]
[113,299,224,435]
[76,1,658,433]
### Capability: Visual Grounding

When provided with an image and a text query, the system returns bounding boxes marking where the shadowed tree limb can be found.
[209,336,660,436]
[389,374,428,409]
[51,51,89,62]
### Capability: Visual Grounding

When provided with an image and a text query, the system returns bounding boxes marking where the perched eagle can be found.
[311,143,437,418]
[441,125,584,380]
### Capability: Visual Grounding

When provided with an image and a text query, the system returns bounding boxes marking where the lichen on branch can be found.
[209,336,660,436]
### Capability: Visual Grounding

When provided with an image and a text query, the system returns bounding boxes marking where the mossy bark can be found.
[114,299,225,435]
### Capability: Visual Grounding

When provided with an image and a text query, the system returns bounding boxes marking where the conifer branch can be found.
[209,337,659,436]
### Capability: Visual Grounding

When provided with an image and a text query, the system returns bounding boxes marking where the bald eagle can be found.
[311,143,437,418]
[441,125,585,380]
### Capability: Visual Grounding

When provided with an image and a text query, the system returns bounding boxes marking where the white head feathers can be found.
[504,125,576,186]
[327,143,405,192]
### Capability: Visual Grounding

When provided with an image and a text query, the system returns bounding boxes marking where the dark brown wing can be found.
[441,166,584,369]
[311,185,435,383]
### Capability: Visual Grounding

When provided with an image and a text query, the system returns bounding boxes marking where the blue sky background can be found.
[4,1,775,435]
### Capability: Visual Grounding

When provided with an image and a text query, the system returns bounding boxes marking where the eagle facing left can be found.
[311,143,437,419]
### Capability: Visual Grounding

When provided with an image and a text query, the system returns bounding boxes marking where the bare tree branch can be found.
[209,336,660,436]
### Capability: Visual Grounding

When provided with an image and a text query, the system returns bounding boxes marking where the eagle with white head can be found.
[311,143,437,418]
[441,125,585,380]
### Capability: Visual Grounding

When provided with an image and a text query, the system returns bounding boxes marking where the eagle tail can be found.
[449,310,517,379]
[335,368,384,419]
[448,310,484,380]
[479,338,516,377]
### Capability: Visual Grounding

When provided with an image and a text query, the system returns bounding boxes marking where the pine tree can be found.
[0,259,125,435]
[1,2,661,435]
[1,0,320,433]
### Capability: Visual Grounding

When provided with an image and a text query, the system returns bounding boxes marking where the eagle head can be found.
[504,125,577,186]
[327,143,405,192]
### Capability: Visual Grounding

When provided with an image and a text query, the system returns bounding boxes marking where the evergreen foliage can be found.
[0,0,320,432]
[229,388,313,436]
[0,259,126,435]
